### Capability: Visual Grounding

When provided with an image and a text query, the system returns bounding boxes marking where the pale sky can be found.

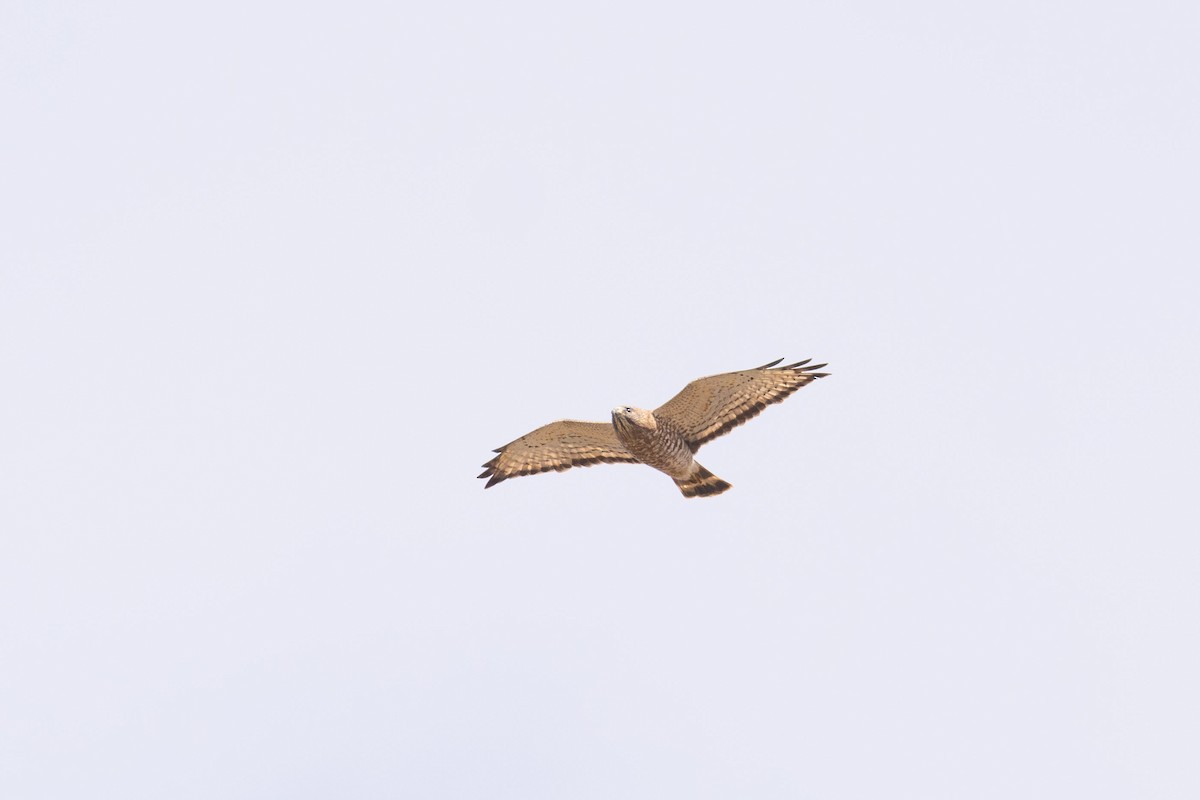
[2,2,1198,798]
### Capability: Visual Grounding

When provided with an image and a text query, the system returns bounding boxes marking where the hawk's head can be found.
[611,405,657,432]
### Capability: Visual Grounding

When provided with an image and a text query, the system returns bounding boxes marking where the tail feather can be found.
[675,463,732,498]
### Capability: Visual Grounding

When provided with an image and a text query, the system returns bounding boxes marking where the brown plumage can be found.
[479,358,829,498]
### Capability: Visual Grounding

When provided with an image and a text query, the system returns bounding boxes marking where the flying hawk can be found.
[479,358,829,497]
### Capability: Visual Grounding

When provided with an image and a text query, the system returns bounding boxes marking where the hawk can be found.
[479,358,829,498]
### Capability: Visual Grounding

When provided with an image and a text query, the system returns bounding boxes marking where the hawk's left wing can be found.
[654,358,828,451]
[479,420,638,488]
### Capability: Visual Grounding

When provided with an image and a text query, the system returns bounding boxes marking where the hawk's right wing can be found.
[654,358,829,451]
[479,420,638,488]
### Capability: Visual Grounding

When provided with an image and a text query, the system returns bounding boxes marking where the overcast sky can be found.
[2,2,1198,798]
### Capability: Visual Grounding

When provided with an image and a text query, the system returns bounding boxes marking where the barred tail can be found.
[674,463,732,498]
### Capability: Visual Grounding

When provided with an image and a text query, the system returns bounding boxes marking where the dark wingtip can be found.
[762,357,829,372]
[781,359,828,374]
